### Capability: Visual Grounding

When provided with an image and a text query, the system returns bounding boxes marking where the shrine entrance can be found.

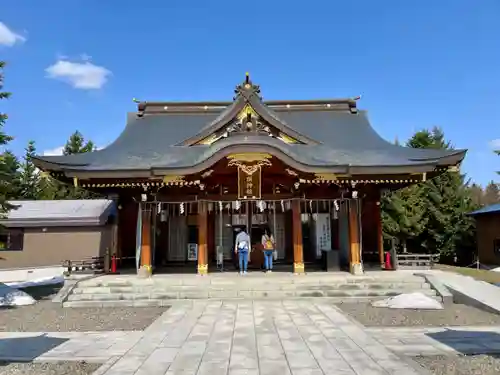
[131,197,350,275]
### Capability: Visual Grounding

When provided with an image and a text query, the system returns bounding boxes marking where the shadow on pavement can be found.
[0,334,68,362]
[427,329,500,355]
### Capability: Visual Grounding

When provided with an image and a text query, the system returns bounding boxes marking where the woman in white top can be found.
[261,227,275,272]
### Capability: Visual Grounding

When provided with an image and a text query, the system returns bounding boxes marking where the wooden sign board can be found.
[237,166,262,200]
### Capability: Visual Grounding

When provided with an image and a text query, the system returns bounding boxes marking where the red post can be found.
[111,254,117,274]
[384,252,392,270]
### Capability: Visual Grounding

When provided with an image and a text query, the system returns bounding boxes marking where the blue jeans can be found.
[238,250,248,272]
[264,251,274,270]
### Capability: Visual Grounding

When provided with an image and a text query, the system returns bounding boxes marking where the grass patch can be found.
[433,264,500,284]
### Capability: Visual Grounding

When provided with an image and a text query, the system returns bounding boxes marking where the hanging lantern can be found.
[179,202,185,214]
[219,201,223,212]
[257,200,263,212]
[334,200,339,211]
[235,201,241,211]
[280,200,285,212]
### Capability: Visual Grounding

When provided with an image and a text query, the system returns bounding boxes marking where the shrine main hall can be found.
[33,74,466,276]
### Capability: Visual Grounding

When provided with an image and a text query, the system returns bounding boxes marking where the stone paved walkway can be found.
[0,301,429,375]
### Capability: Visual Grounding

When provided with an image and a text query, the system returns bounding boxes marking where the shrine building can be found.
[33,74,466,276]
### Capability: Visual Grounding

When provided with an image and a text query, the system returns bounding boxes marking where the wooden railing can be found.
[394,253,439,270]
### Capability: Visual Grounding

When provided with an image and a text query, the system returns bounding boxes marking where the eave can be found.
[32,144,466,180]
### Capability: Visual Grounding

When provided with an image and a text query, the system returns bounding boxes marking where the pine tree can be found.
[0,61,16,214]
[483,181,500,205]
[381,185,427,252]
[407,128,476,263]
[0,150,20,199]
[63,131,95,155]
[48,130,98,200]
[18,140,41,199]
[469,183,485,207]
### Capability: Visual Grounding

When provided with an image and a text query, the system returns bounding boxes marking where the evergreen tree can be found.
[382,126,478,263]
[0,61,16,214]
[468,183,485,207]
[483,181,500,205]
[45,130,98,200]
[0,150,20,199]
[18,140,41,199]
[407,128,477,263]
[381,185,427,252]
[63,131,95,155]
[406,126,451,149]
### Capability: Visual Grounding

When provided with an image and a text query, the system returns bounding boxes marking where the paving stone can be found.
[260,359,292,375]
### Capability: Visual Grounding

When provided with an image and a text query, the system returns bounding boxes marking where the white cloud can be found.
[45,58,111,90]
[43,146,64,156]
[489,139,500,150]
[0,22,26,46]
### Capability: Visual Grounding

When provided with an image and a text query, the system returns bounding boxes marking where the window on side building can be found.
[0,228,24,251]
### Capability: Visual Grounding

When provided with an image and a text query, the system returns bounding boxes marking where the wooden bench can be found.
[395,253,438,270]
[62,256,105,275]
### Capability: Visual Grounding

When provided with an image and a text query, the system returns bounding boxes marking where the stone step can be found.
[78,277,429,288]
[66,288,437,302]
[71,282,430,295]
[63,295,443,308]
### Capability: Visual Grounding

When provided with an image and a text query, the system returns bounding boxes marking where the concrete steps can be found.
[62,273,441,307]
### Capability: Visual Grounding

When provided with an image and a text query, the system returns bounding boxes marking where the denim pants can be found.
[238,250,249,271]
[264,250,274,270]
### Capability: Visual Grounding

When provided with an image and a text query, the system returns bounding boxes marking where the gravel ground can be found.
[0,300,167,332]
[336,303,500,327]
[0,361,101,375]
[414,354,500,375]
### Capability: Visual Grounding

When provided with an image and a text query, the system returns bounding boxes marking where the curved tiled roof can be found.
[33,78,466,176]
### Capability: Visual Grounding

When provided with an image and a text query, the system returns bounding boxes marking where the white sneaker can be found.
[243,271,247,275]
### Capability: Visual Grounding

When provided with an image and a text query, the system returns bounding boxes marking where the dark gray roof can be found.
[0,200,115,228]
[33,79,466,176]
[469,203,500,217]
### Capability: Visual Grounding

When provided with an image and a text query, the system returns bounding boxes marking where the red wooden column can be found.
[292,200,305,274]
[348,199,363,275]
[139,205,152,277]
[198,201,208,275]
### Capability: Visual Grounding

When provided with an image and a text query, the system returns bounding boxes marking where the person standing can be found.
[234,227,250,275]
[261,227,275,273]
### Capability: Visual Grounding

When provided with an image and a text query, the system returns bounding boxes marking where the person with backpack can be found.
[261,227,275,273]
[234,227,250,275]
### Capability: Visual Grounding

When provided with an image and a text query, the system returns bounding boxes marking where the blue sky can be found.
[1,0,499,185]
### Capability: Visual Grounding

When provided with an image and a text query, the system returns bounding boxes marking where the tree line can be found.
[1,61,499,262]
[382,127,499,264]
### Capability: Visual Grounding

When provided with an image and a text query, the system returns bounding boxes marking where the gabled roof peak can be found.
[233,72,262,100]
[136,74,359,115]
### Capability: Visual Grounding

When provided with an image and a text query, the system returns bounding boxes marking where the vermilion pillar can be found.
[292,200,305,274]
[198,201,208,275]
[348,200,363,275]
[139,206,152,276]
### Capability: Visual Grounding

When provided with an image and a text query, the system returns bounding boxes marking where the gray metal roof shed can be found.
[0,200,115,228]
